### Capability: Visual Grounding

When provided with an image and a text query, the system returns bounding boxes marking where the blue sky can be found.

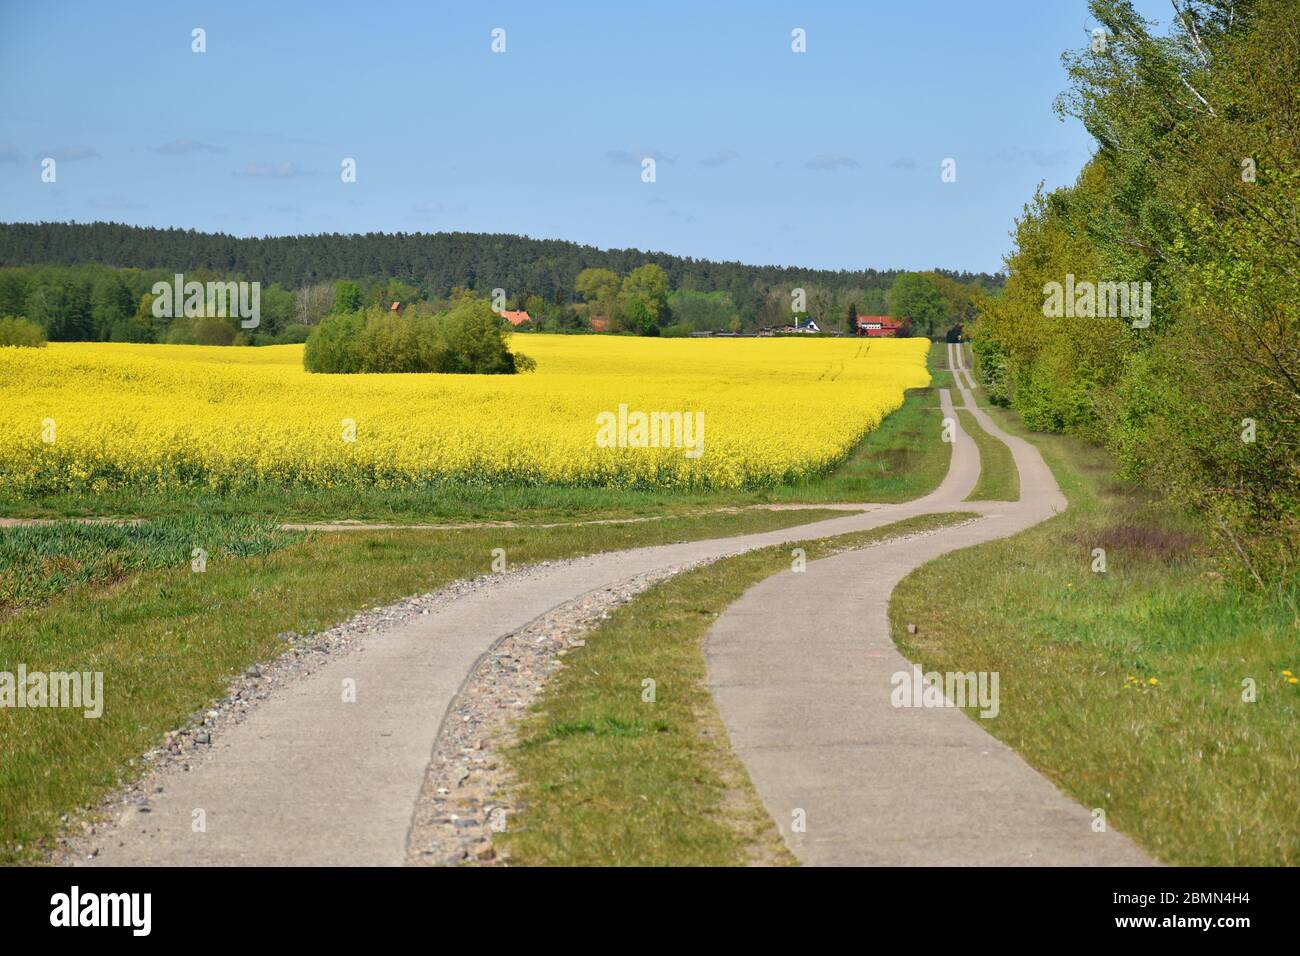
[0,0,1172,274]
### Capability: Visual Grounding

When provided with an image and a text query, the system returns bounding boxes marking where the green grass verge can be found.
[929,338,956,391]
[499,510,977,867]
[0,516,302,614]
[955,409,1019,502]
[890,402,1300,865]
[0,506,846,865]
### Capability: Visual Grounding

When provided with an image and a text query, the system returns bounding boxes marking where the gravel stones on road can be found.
[47,555,706,866]
[405,563,703,867]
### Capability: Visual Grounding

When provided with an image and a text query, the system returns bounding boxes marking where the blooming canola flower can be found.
[0,335,930,494]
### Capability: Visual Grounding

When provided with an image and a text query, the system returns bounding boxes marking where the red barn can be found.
[856,315,901,337]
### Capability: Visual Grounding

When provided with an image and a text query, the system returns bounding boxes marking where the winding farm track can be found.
[77,344,1150,866]
[707,345,1150,865]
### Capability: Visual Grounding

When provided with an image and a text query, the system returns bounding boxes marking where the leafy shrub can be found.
[193,316,238,346]
[0,315,46,347]
[304,299,533,374]
[163,320,196,345]
[303,311,366,372]
[108,316,154,343]
[161,316,239,345]
[276,323,312,344]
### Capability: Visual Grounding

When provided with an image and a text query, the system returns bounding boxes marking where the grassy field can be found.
[499,511,975,866]
[956,409,1019,502]
[0,516,301,614]
[0,506,846,864]
[890,396,1300,865]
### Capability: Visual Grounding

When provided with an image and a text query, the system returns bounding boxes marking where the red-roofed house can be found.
[856,315,902,337]
[589,316,610,333]
[500,310,531,327]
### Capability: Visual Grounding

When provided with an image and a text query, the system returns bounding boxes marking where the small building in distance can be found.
[500,310,532,327]
[856,315,902,337]
[589,316,609,333]
[772,318,822,335]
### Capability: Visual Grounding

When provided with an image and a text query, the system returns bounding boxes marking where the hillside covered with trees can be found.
[0,221,999,337]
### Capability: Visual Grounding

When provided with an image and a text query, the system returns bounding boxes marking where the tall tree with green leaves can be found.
[974,0,1299,583]
[886,273,947,338]
[331,280,363,314]
[619,264,670,334]
[90,274,135,340]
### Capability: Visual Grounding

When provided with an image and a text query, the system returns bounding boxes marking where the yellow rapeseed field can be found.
[0,336,929,492]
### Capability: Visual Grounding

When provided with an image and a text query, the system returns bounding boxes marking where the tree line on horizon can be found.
[0,240,997,345]
[0,220,999,338]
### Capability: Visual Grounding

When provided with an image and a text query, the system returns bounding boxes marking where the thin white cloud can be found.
[40,146,100,162]
[699,148,740,169]
[155,139,227,155]
[605,148,677,166]
[985,146,1071,168]
[234,161,313,178]
[804,154,860,172]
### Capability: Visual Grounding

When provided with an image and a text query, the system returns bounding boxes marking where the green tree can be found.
[26,280,92,341]
[0,315,46,347]
[192,316,238,346]
[259,284,296,336]
[331,280,363,314]
[305,299,531,374]
[303,312,367,372]
[575,267,620,304]
[886,273,947,338]
[0,270,31,317]
[619,264,670,334]
[973,0,1300,582]
[924,272,988,340]
[668,290,738,332]
[90,274,134,340]
[575,267,621,327]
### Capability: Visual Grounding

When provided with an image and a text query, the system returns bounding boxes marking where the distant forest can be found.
[0,221,1000,335]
